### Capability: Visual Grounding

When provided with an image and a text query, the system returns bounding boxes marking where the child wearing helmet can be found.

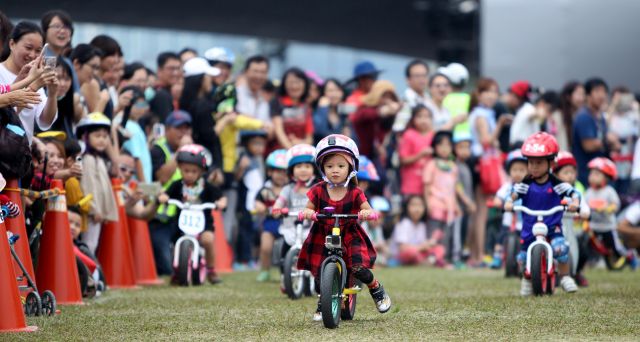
[77,113,119,254]
[158,143,227,284]
[271,144,317,288]
[553,151,591,286]
[235,130,268,270]
[584,157,634,269]
[298,134,391,321]
[255,149,289,282]
[504,132,581,296]
[490,150,528,269]
[356,155,380,197]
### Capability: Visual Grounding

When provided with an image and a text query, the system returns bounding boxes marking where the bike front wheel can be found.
[320,262,342,329]
[530,244,548,296]
[176,240,194,286]
[283,247,304,299]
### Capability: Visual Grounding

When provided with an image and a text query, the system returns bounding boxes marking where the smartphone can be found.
[44,56,57,69]
[137,182,162,197]
[152,123,165,139]
[338,103,357,116]
[75,156,83,163]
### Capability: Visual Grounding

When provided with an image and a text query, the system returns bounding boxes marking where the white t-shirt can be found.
[632,138,640,180]
[0,63,57,144]
[509,102,538,145]
[425,99,451,131]
[623,202,640,226]
[236,84,270,124]
[391,217,427,257]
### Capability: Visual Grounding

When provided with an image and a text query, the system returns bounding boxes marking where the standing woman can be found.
[179,57,223,170]
[70,44,108,117]
[0,21,58,143]
[425,73,462,131]
[268,67,313,151]
[312,78,349,143]
[467,78,512,266]
[559,81,585,150]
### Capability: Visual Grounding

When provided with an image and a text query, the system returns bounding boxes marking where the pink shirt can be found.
[399,128,433,195]
[423,159,459,223]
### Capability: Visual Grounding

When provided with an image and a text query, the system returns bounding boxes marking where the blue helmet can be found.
[266,149,288,170]
[357,155,380,182]
[506,150,527,171]
[370,196,390,212]
[286,144,316,174]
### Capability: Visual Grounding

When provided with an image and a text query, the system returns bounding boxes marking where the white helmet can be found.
[315,134,360,187]
[437,62,469,87]
[204,47,235,65]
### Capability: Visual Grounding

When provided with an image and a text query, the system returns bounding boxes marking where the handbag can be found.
[477,147,506,195]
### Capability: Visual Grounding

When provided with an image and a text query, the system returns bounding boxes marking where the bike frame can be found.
[168,199,216,271]
[513,205,565,276]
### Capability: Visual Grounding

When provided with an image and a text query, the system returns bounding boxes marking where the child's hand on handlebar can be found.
[300,208,316,220]
[567,200,579,213]
[504,201,514,212]
[215,197,227,210]
[358,209,377,221]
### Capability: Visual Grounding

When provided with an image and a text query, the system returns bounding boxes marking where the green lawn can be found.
[10,267,640,341]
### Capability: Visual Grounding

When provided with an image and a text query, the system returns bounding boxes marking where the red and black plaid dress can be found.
[296,181,377,278]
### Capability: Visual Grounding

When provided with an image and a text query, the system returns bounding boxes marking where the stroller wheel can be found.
[41,290,57,316]
[25,291,42,316]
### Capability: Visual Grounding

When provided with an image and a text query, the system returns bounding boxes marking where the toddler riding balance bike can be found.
[280,209,314,299]
[168,199,216,286]
[301,206,378,329]
[512,204,567,296]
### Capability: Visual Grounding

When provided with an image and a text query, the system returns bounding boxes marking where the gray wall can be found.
[481,0,640,92]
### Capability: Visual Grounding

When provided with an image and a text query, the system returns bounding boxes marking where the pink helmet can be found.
[521,132,559,159]
[176,144,209,169]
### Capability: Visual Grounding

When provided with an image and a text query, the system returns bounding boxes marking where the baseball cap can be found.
[183,57,221,77]
[165,110,192,127]
[509,80,531,99]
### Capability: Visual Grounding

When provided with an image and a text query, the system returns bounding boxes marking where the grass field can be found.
[11,267,640,341]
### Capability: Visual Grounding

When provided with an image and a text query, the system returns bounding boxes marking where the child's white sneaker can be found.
[520,278,533,296]
[312,298,322,321]
[369,282,391,313]
[560,276,578,293]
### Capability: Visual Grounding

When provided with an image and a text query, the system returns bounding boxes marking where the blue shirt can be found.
[122,120,152,182]
[516,174,574,242]
[572,106,607,184]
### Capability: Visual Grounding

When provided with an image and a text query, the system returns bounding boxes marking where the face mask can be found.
[144,87,156,101]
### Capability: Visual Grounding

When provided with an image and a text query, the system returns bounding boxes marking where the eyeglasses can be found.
[119,165,134,174]
[431,83,450,89]
[48,24,71,32]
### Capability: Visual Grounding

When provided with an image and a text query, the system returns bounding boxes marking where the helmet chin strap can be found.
[323,171,357,189]
[295,177,315,188]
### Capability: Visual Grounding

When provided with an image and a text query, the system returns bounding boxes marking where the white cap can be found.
[204,47,235,64]
[437,62,469,86]
[183,57,221,77]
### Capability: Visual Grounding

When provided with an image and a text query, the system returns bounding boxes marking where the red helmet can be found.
[587,157,617,180]
[521,132,559,159]
[554,151,577,173]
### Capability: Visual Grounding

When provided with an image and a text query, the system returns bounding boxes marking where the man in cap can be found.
[345,60,383,108]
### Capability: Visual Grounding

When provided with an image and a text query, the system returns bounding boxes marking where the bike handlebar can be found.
[512,205,566,217]
[167,199,217,211]
[280,207,379,221]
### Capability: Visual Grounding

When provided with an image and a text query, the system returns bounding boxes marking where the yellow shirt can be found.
[220,115,263,173]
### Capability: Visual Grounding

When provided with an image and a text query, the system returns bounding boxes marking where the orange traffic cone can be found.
[35,179,83,305]
[97,179,137,289]
[1,178,37,293]
[0,217,37,332]
[126,182,163,285]
[213,210,233,273]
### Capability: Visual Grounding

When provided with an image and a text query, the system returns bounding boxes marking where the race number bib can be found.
[178,209,206,235]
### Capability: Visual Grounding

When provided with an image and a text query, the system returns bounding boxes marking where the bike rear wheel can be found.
[176,240,194,286]
[341,275,359,320]
[530,244,548,296]
[320,262,342,329]
[283,247,304,299]
[504,233,520,278]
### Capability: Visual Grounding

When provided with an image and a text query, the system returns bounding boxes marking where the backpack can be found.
[0,107,32,179]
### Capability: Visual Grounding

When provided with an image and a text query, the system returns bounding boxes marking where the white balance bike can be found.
[169,199,216,286]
